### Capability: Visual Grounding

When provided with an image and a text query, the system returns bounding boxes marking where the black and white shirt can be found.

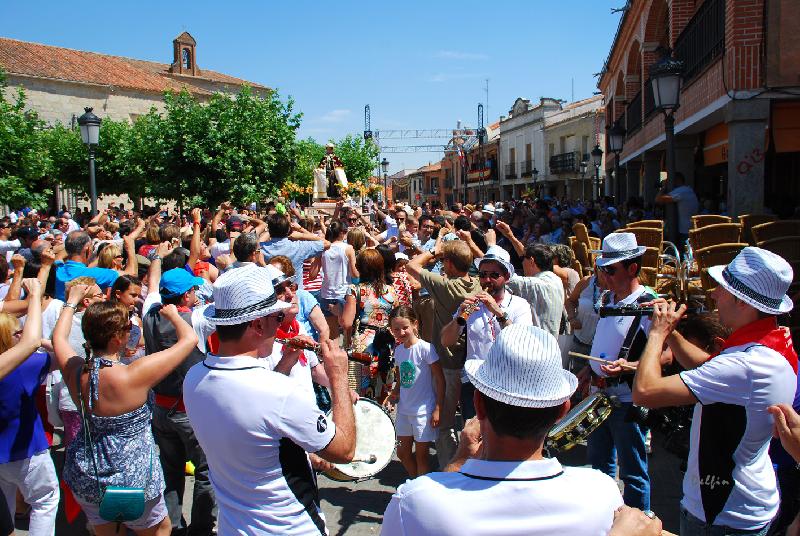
[680,343,796,529]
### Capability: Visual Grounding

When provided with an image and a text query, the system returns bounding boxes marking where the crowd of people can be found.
[0,193,797,536]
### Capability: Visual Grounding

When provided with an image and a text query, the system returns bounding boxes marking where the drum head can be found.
[324,399,396,481]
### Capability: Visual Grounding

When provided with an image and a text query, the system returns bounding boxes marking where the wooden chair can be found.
[693,243,747,306]
[623,227,663,250]
[573,223,599,270]
[573,241,592,276]
[691,214,732,229]
[688,223,742,251]
[738,214,777,246]
[758,237,800,266]
[751,220,800,244]
[626,220,664,230]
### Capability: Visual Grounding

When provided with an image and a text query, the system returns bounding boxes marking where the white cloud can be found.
[319,109,351,123]
[436,50,489,61]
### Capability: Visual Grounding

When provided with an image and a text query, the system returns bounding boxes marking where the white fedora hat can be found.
[475,245,515,277]
[593,232,647,267]
[204,264,292,325]
[708,246,794,315]
[465,325,577,408]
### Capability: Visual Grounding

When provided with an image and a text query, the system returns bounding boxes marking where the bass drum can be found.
[323,399,396,482]
[546,392,614,454]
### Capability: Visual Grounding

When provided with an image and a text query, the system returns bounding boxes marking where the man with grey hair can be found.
[54,231,123,300]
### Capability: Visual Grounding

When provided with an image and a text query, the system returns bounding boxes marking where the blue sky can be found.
[1,0,621,173]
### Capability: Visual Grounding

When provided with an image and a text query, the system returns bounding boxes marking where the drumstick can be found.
[351,455,377,464]
[568,351,638,371]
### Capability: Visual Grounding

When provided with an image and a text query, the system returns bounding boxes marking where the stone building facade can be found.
[0,32,269,211]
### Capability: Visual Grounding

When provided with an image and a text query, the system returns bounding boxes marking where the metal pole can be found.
[664,112,678,243]
[88,146,97,216]
[594,165,600,202]
[614,157,621,205]
[383,172,388,206]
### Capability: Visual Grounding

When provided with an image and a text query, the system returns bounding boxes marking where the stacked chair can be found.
[691,214,732,229]
[738,214,777,246]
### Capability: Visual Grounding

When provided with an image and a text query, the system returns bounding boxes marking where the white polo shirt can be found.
[183,354,336,535]
[589,285,653,403]
[381,457,622,535]
[506,271,565,338]
[679,343,796,530]
[263,341,320,407]
[460,290,533,382]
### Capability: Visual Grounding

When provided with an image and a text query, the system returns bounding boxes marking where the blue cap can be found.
[160,268,204,299]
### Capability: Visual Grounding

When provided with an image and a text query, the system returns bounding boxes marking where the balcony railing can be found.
[521,159,535,177]
[643,79,656,119]
[505,163,517,179]
[549,152,580,174]
[626,89,642,136]
[674,0,725,82]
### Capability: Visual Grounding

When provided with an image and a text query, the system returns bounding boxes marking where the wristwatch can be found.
[64,302,79,311]
[152,254,162,262]
[497,312,509,324]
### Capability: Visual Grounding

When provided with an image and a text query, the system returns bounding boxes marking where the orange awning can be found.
[703,123,728,166]
[773,101,800,153]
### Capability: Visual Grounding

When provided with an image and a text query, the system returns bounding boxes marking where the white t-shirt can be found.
[395,339,439,416]
[506,272,565,339]
[461,291,533,382]
[209,239,231,261]
[669,185,700,235]
[381,457,622,536]
[589,286,653,403]
[41,299,81,412]
[679,342,796,530]
[183,354,336,536]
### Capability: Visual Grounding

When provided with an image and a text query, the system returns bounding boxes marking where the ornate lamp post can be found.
[650,53,684,242]
[77,107,101,216]
[579,160,588,201]
[532,167,539,198]
[381,157,389,206]
[607,120,626,202]
[591,144,604,201]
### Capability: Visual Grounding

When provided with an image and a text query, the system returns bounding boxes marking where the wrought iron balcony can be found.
[674,0,725,82]
[505,163,517,179]
[549,152,581,174]
[626,89,642,135]
[520,159,535,177]
[644,79,656,119]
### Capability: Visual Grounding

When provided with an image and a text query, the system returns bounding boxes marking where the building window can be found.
[182,48,192,69]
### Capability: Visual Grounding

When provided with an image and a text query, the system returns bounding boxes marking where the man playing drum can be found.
[381,325,662,536]
[182,264,356,534]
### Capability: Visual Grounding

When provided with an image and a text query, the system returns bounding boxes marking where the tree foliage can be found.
[332,134,379,185]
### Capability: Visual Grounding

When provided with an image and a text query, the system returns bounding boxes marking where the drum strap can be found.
[458,470,564,482]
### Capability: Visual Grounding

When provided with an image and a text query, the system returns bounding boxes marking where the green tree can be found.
[333,134,379,186]
[0,70,52,208]
[292,137,325,189]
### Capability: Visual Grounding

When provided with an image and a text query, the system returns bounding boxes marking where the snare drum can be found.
[323,399,396,482]
[546,392,614,454]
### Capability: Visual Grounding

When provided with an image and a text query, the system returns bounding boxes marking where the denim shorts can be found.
[319,297,346,317]
[74,493,168,530]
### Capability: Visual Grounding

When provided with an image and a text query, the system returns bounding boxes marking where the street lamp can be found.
[532,167,539,197]
[607,120,626,202]
[650,53,684,242]
[381,157,389,206]
[591,144,603,202]
[77,107,101,216]
[579,160,588,201]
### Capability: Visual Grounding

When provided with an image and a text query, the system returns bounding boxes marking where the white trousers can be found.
[0,449,59,536]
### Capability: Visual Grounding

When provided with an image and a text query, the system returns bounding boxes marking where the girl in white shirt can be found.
[383,306,445,477]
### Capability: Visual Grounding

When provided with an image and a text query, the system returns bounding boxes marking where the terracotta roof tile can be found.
[0,37,268,95]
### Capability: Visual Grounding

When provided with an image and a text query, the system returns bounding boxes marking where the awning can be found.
[703,123,728,166]
[773,100,800,153]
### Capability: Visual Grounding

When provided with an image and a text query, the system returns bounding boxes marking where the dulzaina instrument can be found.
[456,301,481,326]
[275,337,374,366]
[598,304,705,318]
[546,393,618,454]
[323,399,396,482]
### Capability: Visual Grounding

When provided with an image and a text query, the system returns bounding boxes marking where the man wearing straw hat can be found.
[183,264,356,535]
[631,246,796,535]
[585,232,657,511]
[381,325,662,535]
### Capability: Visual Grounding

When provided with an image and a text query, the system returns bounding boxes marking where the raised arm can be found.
[6,254,25,301]
[316,339,356,463]
[0,279,43,380]
[495,221,526,258]
[122,220,144,276]
[124,304,198,391]
[147,242,173,296]
[52,283,89,373]
[188,208,203,269]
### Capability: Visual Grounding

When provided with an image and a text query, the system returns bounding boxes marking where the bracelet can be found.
[152,255,162,261]
[63,302,79,311]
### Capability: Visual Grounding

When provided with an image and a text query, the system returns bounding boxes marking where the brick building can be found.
[464,121,500,204]
[0,32,269,210]
[598,0,800,218]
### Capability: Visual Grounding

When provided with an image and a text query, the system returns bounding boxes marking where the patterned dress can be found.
[64,358,164,504]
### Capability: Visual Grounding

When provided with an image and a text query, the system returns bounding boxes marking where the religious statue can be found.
[314,143,348,200]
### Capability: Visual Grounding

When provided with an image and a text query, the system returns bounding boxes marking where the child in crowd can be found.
[383,306,444,477]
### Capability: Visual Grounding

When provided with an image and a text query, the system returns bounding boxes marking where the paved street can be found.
[17,430,684,535]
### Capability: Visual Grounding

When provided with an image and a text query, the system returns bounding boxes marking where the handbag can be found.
[76,366,151,528]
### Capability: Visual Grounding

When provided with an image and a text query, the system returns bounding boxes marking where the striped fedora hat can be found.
[203,264,292,325]
[465,325,577,408]
[592,232,647,267]
[708,246,794,315]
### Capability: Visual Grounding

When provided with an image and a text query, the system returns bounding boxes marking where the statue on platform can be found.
[314,143,348,200]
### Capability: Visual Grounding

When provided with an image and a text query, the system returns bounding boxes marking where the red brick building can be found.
[598,0,800,217]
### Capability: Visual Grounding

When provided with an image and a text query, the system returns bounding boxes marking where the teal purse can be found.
[76,366,152,528]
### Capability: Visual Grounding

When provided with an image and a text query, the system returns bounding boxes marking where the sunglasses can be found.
[478,271,503,280]
[597,264,617,275]
[270,312,286,324]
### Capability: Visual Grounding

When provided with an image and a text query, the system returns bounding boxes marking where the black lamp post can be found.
[532,167,539,197]
[579,160,588,201]
[607,120,626,203]
[77,107,101,216]
[650,53,684,242]
[591,144,603,201]
[381,157,389,206]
